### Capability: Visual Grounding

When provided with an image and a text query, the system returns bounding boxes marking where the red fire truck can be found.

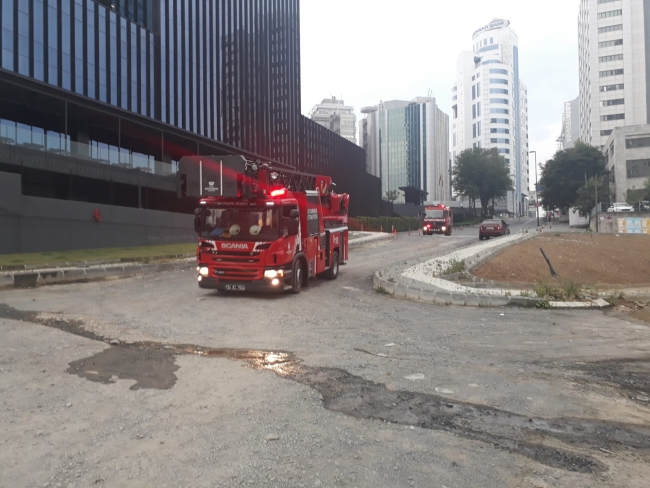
[422,204,453,236]
[179,155,349,293]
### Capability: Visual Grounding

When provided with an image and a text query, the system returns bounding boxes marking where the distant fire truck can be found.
[422,204,453,236]
[178,155,349,293]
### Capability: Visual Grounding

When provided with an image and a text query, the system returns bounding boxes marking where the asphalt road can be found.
[1,220,650,488]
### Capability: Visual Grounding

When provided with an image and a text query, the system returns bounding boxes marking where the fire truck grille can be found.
[214,268,261,279]
[211,256,260,264]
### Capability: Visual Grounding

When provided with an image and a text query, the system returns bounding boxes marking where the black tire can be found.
[323,251,340,280]
[290,259,304,294]
[479,236,484,241]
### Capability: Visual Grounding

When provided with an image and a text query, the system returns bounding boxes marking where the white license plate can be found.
[225,285,246,291]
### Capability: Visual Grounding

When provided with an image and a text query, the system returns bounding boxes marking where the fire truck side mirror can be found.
[289,209,300,219]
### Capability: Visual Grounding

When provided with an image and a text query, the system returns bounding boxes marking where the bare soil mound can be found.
[472,234,650,286]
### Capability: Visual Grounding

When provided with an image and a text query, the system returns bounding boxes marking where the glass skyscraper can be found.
[0,0,384,253]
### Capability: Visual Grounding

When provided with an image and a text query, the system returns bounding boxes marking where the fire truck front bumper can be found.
[197,273,292,293]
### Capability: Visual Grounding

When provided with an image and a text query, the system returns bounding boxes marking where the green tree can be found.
[452,148,513,217]
[385,190,400,202]
[574,175,611,216]
[538,142,608,210]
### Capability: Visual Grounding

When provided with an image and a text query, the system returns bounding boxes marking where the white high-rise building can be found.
[359,97,450,204]
[579,0,650,148]
[451,19,529,216]
[309,97,357,144]
[557,97,580,150]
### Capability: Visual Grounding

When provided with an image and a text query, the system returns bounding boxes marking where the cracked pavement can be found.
[1,224,650,488]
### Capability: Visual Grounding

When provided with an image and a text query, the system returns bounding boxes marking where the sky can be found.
[300,0,581,190]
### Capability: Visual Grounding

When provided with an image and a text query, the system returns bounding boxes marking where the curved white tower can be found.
[451,19,529,216]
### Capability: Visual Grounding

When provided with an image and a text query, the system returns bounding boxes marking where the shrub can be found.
[533,281,553,298]
[562,280,582,300]
[349,216,420,233]
[443,259,466,276]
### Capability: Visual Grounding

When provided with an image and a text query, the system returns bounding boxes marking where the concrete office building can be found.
[359,97,450,204]
[557,97,581,150]
[451,19,529,216]
[0,0,385,253]
[309,97,357,144]
[579,0,650,148]
[603,124,650,202]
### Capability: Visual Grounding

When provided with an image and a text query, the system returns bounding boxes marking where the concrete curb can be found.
[1,259,196,291]
[373,232,611,310]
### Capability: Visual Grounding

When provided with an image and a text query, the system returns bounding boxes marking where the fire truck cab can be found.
[178,155,349,294]
[422,204,453,236]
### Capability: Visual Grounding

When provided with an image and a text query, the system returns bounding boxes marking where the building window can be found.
[626,159,650,178]
[482,59,501,65]
[479,44,498,53]
[477,102,481,116]
[491,138,510,144]
[489,68,508,75]
[601,113,625,121]
[598,9,622,19]
[490,78,509,85]
[490,98,509,104]
[472,85,476,100]
[476,82,480,97]
[601,130,613,137]
[490,118,509,124]
[490,108,509,114]
[598,0,620,3]
[598,24,622,34]
[626,137,650,149]
[473,123,476,138]
[490,88,509,95]
[599,54,623,63]
[600,98,624,106]
[600,83,624,92]
[491,128,510,134]
[497,148,510,154]
[452,86,457,92]
[599,69,624,77]
[599,39,623,48]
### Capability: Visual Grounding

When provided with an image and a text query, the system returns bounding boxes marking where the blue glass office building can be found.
[0,1,382,253]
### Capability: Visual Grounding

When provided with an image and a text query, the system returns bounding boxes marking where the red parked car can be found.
[479,219,510,240]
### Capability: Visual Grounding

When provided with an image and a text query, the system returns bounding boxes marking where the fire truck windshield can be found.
[425,210,445,219]
[200,207,281,241]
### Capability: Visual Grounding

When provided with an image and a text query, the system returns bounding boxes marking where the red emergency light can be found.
[270,188,287,197]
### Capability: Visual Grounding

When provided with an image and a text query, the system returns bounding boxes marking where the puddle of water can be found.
[4,302,650,473]
[67,343,180,390]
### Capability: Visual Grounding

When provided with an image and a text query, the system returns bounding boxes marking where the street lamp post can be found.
[529,151,539,228]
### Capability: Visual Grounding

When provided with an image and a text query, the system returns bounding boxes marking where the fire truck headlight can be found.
[199,267,209,277]
[264,270,284,279]
[271,278,280,286]
[442,226,447,232]
[423,227,428,231]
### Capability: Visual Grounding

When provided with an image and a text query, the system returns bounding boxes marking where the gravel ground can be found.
[2,221,650,488]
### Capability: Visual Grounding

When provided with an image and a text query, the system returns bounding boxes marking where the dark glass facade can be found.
[1,0,300,166]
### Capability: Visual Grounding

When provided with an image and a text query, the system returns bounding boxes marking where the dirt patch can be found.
[472,234,650,286]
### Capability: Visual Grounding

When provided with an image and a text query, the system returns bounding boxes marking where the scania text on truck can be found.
[422,204,453,236]
[178,155,349,294]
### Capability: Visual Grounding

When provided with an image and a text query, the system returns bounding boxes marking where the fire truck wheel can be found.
[290,259,304,294]
[323,251,340,280]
